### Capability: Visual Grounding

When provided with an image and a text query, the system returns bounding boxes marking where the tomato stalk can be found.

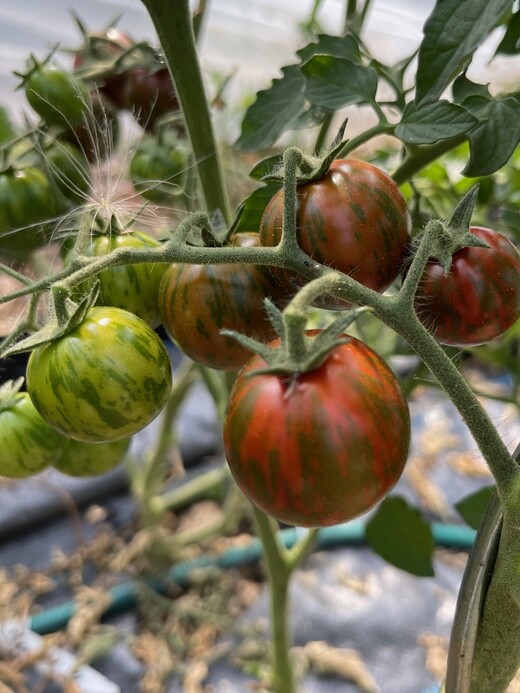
[139,0,231,221]
[252,506,318,693]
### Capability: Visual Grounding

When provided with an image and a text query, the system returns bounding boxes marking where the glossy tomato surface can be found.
[26,307,172,443]
[224,333,410,527]
[25,66,90,128]
[260,159,411,308]
[0,392,65,478]
[414,226,520,346]
[0,167,57,257]
[54,436,131,477]
[159,233,278,371]
[85,231,168,327]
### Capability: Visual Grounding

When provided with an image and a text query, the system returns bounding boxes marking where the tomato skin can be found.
[0,167,57,257]
[26,307,173,443]
[129,134,188,203]
[25,66,90,128]
[44,141,90,204]
[224,333,410,527]
[159,233,278,371]
[0,393,65,478]
[260,159,411,308]
[54,436,131,477]
[124,67,179,130]
[84,231,168,327]
[414,226,520,346]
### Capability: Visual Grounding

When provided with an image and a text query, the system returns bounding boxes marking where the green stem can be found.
[252,507,295,693]
[0,262,33,285]
[313,111,334,155]
[139,0,231,222]
[196,364,229,425]
[392,135,466,185]
[336,122,394,159]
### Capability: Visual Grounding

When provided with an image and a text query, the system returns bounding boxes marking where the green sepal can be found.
[0,283,100,358]
[411,187,489,275]
[221,306,370,377]
[0,377,26,412]
[261,118,349,186]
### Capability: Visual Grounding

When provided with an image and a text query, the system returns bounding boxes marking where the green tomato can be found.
[84,231,168,327]
[0,167,57,257]
[44,140,91,204]
[25,65,90,128]
[129,133,188,203]
[0,106,16,145]
[54,436,131,477]
[26,307,173,443]
[0,391,65,478]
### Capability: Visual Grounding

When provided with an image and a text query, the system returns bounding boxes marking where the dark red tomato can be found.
[159,233,277,371]
[73,27,135,109]
[260,159,411,309]
[224,332,410,527]
[414,226,520,346]
[124,67,179,131]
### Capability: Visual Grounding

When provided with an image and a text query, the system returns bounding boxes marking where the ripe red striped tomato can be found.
[414,226,520,346]
[260,159,411,308]
[223,333,410,527]
[26,307,172,442]
[159,233,278,371]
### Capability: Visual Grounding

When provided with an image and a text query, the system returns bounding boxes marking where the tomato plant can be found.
[0,389,65,478]
[414,226,520,346]
[43,140,90,205]
[24,64,90,128]
[62,91,120,163]
[224,332,411,527]
[260,159,411,308]
[82,231,169,327]
[0,166,57,257]
[54,436,131,477]
[26,307,172,443]
[159,233,278,371]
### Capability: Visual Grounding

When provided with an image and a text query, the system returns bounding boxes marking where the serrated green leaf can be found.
[495,9,520,55]
[395,101,478,145]
[416,0,513,106]
[297,33,361,63]
[365,496,435,577]
[455,486,496,530]
[236,65,307,152]
[463,95,520,176]
[452,74,491,103]
[250,154,284,181]
[231,181,282,235]
[302,55,378,110]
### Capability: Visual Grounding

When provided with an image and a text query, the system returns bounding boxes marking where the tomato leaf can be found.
[236,65,308,152]
[462,95,520,176]
[495,9,520,55]
[365,496,435,577]
[301,55,378,110]
[455,486,496,530]
[415,0,513,106]
[231,181,282,235]
[452,73,491,103]
[297,33,361,63]
[395,101,478,145]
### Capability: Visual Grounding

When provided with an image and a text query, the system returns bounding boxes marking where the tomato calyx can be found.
[223,293,369,377]
[261,119,349,187]
[0,378,26,412]
[0,283,100,358]
[410,185,489,275]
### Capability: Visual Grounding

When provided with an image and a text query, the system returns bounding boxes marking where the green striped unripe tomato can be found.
[26,307,172,443]
[84,231,168,328]
[54,436,131,476]
[0,392,66,478]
